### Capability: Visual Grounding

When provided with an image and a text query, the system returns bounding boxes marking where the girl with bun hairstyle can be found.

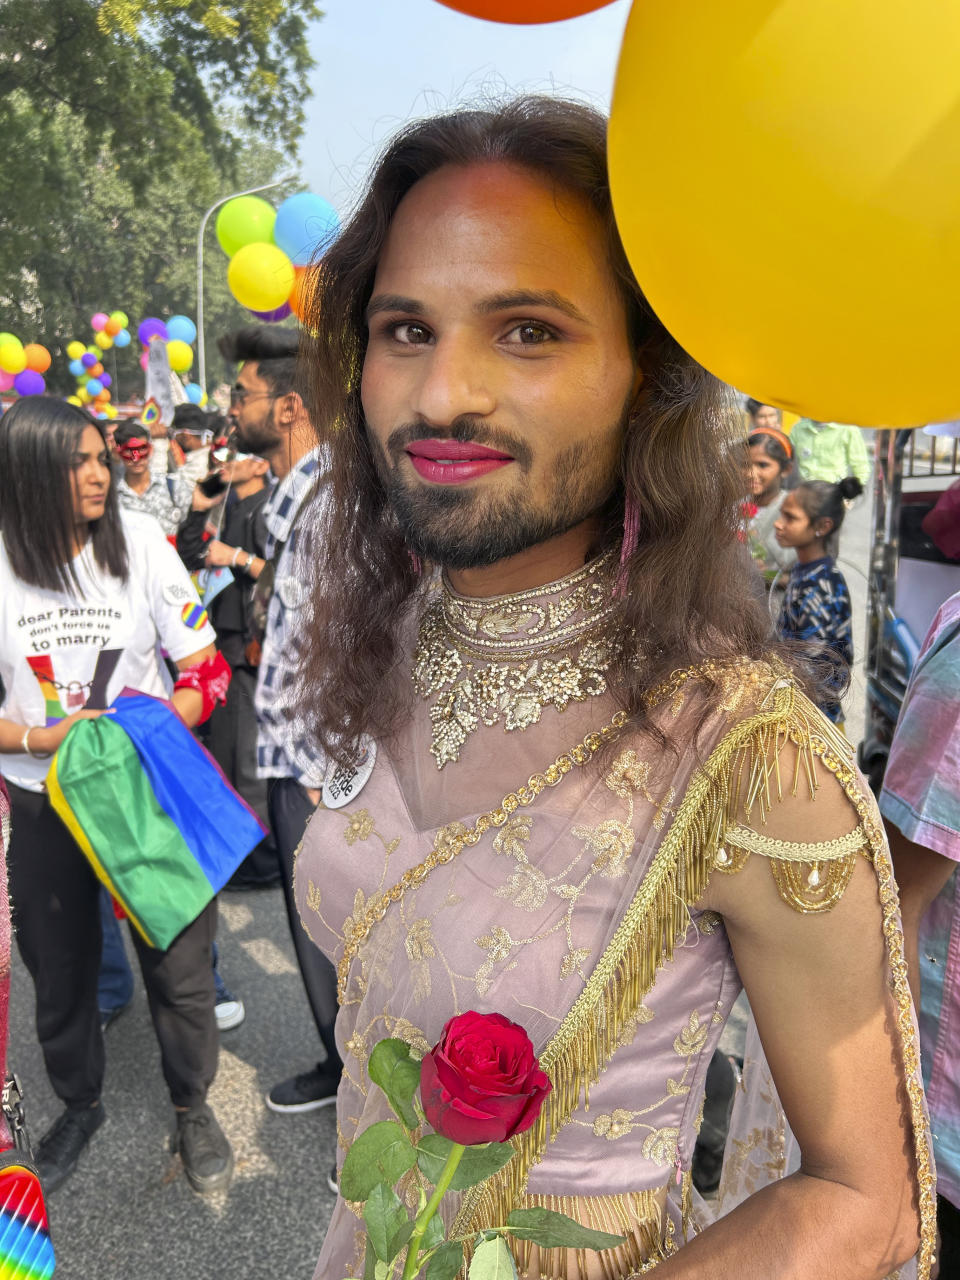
[773,475,864,723]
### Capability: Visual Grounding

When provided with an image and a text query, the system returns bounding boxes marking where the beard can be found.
[235,406,282,458]
[369,412,626,571]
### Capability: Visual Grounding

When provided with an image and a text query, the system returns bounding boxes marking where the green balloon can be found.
[215,196,277,258]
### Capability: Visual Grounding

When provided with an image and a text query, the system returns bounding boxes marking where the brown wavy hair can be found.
[298,96,806,764]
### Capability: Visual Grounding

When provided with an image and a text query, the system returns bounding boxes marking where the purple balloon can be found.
[138,317,169,344]
[249,302,292,323]
[14,370,45,396]
[81,352,97,369]
[100,372,112,389]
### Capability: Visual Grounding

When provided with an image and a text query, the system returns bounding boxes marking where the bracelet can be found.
[21,727,49,759]
[231,547,242,566]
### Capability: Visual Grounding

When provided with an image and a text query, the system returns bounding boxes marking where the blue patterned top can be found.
[777,555,852,722]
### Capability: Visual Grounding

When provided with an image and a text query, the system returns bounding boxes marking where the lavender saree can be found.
[294,560,934,1278]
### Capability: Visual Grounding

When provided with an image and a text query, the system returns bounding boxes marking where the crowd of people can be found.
[1,93,956,1280]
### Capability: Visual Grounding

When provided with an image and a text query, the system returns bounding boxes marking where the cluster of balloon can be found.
[607,0,960,427]
[136,315,206,404]
[0,333,52,396]
[216,191,339,322]
[64,311,131,417]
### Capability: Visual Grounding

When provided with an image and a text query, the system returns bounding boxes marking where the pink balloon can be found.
[91,312,109,331]
[139,351,149,371]
[0,370,14,392]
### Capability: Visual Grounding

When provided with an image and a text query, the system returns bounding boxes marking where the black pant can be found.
[207,665,280,886]
[268,777,341,1073]
[7,783,218,1111]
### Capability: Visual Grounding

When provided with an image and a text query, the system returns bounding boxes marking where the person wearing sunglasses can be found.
[114,420,191,539]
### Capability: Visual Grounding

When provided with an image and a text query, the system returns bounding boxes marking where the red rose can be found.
[420,1011,552,1146]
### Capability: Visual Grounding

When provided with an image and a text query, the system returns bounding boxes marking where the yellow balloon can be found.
[166,339,194,373]
[66,340,86,361]
[609,0,960,428]
[95,329,114,350]
[66,395,83,406]
[0,340,26,376]
[77,387,92,404]
[228,242,295,313]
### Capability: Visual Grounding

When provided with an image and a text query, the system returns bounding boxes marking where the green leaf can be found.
[363,1237,377,1280]
[420,1212,445,1255]
[505,1208,626,1251]
[416,1133,514,1191]
[340,1121,418,1201]
[425,1242,464,1280]
[373,1262,391,1280]
[368,1039,422,1131]
[363,1183,414,1263]
[468,1235,517,1280]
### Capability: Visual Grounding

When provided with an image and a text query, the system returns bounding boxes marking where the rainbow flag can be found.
[47,693,266,950]
[0,1163,54,1277]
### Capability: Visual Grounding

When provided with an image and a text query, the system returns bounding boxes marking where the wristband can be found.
[231,547,242,566]
[173,651,232,725]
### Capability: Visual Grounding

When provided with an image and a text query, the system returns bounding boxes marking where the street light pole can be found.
[196,179,287,392]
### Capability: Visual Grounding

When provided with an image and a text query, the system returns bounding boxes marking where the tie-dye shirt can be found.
[880,588,960,1209]
[777,555,852,722]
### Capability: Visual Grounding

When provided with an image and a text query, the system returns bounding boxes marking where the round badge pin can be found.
[163,582,193,606]
[323,740,377,809]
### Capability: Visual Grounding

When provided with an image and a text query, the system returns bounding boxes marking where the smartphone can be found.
[198,472,228,497]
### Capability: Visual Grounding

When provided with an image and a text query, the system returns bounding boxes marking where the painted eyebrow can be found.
[365,289,589,325]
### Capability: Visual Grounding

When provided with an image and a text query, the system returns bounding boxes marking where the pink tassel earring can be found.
[409,552,423,576]
[614,495,640,599]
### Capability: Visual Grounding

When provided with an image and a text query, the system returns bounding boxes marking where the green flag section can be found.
[47,694,264,949]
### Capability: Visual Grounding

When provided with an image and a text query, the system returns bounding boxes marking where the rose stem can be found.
[400,1143,465,1280]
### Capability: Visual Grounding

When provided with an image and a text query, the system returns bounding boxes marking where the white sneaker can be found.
[215,997,245,1032]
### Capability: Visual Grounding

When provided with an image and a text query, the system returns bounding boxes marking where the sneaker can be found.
[172,1104,234,1194]
[215,995,246,1032]
[266,1064,340,1114]
[36,1104,105,1193]
[326,1165,338,1195]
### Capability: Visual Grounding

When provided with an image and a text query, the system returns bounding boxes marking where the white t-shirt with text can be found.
[0,511,215,792]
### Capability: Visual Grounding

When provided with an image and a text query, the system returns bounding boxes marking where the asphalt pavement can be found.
[7,465,878,1279]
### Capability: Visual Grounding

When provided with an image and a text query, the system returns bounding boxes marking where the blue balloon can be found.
[185,382,204,404]
[273,192,339,267]
[113,328,132,348]
[166,314,197,345]
[69,358,85,377]
[85,378,103,397]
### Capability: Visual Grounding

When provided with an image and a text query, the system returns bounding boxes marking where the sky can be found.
[299,0,632,212]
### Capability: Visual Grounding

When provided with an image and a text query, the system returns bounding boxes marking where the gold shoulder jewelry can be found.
[412,552,619,768]
[336,709,628,1000]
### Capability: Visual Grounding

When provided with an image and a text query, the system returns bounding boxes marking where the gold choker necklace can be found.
[412,551,619,768]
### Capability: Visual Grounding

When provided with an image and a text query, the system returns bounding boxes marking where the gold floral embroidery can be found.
[411,553,619,767]
[593,1108,635,1140]
[405,917,437,1003]
[306,880,322,915]
[605,749,676,830]
[475,926,517,997]
[674,1009,709,1058]
[641,1127,679,1166]
[343,809,376,845]
[573,818,636,878]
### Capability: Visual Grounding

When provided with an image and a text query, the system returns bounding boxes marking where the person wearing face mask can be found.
[176,446,279,891]
[216,327,342,1142]
[114,421,191,538]
[288,99,931,1280]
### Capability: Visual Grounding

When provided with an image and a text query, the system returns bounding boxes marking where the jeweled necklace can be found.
[411,550,620,768]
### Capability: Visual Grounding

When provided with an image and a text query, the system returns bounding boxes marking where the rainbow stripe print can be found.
[25,658,65,727]
[0,1164,55,1277]
[180,603,208,631]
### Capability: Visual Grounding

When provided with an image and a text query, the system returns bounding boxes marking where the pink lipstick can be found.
[405,438,514,484]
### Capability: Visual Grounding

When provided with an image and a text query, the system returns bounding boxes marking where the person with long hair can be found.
[0,397,234,1194]
[291,100,930,1278]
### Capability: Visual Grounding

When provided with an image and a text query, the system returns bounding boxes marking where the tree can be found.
[0,0,321,172]
[0,93,298,396]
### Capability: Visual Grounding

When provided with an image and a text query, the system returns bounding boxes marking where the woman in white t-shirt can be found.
[0,397,234,1197]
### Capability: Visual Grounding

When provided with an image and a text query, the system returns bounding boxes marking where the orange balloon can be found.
[435,0,612,21]
[89,361,104,378]
[289,266,314,321]
[96,388,111,402]
[23,343,51,374]
[104,317,122,336]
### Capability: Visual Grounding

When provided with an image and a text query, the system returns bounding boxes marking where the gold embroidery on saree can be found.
[451,676,936,1280]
